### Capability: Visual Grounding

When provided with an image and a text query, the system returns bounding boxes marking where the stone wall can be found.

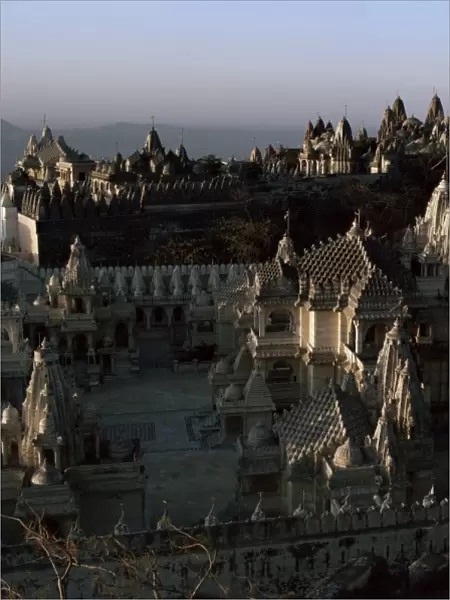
[2,502,448,598]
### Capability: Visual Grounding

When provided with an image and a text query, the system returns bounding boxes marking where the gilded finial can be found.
[180,128,184,145]
[344,104,348,119]
[151,116,155,128]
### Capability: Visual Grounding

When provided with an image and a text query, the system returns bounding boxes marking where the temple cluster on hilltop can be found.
[248,93,448,178]
[0,168,448,540]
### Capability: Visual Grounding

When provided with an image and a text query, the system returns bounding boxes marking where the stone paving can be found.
[89,369,239,526]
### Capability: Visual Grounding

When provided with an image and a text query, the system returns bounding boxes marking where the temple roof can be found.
[274,376,370,465]
[297,221,415,294]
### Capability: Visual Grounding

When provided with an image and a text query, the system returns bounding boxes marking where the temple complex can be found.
[0,165,448,545]
[248,93,448,179]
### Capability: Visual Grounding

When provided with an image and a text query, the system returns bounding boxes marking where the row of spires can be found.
[19,176,243,220]
[68,483,443,542]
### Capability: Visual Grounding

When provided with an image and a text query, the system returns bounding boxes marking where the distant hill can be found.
[1,118,377,180]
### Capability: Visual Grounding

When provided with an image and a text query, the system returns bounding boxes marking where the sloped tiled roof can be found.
[36,139,91,166]
[243,368,273,408]
[274,378,370,464]
[297,227,415,298]
[255,258,299,296]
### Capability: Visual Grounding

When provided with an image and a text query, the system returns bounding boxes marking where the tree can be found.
[1,511,236,600]
[197,155,224,178]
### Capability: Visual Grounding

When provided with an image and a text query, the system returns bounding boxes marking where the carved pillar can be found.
[54,447,62,470]
[355,320,363,354]
[128,322,135,351]
[88,333,93,350]
[1,440,9,465]
[95,431,100,459]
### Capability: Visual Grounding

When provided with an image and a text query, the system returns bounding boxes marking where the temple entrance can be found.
[173,306,184,324]
[72,298,84,314]
[9,442,19,466]
[151,307,168,328]
[268,360,294,383]
[44,448,55,466]
[136,307,146,331]
[72,334,88,360]
[364,323,388,353]
[115,322,129,348]
[172,306,186,346]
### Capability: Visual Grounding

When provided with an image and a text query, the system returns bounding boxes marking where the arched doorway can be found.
[266,310,292,333]
[172,306,186,345]
[268,360,294,383]
[115,322,129,348]
[1,328,10,342]
[72,334,88,359]
[136,307,146,330]
[9,442,19,466]
[364,323,387,353]
[151,307,167,328]
[410,256,421,277]
[173,306,184,324]
[72,298,84,314]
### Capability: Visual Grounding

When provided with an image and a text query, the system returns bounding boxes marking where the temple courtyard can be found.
[89,368,239,527]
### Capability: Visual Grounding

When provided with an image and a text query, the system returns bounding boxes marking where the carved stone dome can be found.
[333,438,364,469]
[248,421,274,448]
[2,403,19,425]
[224,384,242,402]
[31,459,64,486]
[38,410,56,436]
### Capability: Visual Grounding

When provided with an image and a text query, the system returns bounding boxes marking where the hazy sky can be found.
[1,0,449,129]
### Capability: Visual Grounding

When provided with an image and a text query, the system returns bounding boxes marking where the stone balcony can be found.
[247,329,300,359]
[61,313,98,333]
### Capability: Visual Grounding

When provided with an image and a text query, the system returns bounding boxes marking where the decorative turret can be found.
[249,146,262,164]
[334,116,353,146]
[313,116,326,138]
[156,500,172,530]
[40,123,53,146]
[392,96,407,124]
[204,498,217,527]
[144,122,164,156]
[21,338,84,471]
[425,93,444,126]
[62,235,93,294]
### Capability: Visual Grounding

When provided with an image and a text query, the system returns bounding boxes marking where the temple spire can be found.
[284,208,291,237]
[151,116,155,129]
[180,128,184,145]
[344,104,348,119]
